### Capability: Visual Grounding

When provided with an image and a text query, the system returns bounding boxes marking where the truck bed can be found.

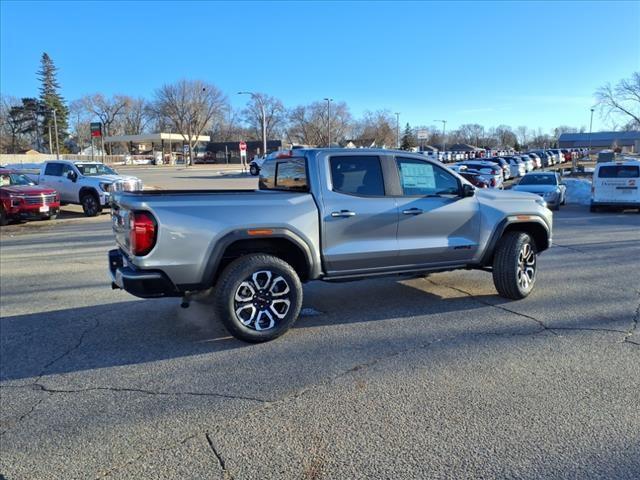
[110,189,321,288]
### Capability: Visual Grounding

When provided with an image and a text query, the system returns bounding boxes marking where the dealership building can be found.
[558,131,640,153]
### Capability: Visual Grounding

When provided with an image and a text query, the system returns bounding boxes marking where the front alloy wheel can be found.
[81,194,102,217]
[493,231,537,299]
[516,242,536,292]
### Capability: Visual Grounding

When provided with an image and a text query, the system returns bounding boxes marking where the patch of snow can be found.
[563,178,592,205]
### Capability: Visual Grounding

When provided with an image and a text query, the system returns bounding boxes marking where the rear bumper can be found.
[591,201,640,209]
[108,249,180,298]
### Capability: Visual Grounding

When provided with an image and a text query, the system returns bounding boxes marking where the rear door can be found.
[319,154,400,274]
[393,156,481,266]
[594,164,640,204]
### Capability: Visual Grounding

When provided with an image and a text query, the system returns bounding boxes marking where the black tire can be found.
[0,206,8,226]
[590,204,599,213]
[81,192,102,217]
[44,214,58,221]
[492,231,537,300]
[249,164,260,176]
[214,254,303,343]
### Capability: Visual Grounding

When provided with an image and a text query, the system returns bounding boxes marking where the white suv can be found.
[590,159,640,212]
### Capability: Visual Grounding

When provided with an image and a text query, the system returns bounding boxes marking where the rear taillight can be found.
[129,211,157,256]
[491,178,497,187]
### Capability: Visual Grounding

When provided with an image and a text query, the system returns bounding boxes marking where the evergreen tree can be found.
[37,53,69,153]
[400,122,416,150]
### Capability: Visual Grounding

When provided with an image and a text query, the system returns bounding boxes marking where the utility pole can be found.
[52,108,60,160]
[434,119,447,154]
[395,112,400,149]
[324,98,333,147]
[588,107,595,160]
[238,91,267,156]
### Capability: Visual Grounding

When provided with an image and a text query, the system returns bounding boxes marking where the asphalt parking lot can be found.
[1,168,639,479]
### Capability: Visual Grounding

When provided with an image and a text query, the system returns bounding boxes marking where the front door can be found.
[320,154,399,275]
[394,156,481,266]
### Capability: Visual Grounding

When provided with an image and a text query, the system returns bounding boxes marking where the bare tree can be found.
[286,101,352,146]
[456,123,485,146]
[120,97,151,135]
[241,93,286,146]
[69,99,92,153]
[153,80,228,164]
[0,95,25,153]
[596,72,640,128]
[80,93,130,152]
[516,126,529,147]
[351,110,395,147]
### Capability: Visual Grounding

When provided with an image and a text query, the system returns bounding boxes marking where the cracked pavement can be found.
[1,195,639,479]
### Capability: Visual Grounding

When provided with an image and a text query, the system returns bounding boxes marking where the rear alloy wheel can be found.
[249,164,260,176]
[81,193,102,217]
[214,254,302,342]
[492,232,537,299]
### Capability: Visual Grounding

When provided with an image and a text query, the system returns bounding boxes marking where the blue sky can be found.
[1,0,639,132]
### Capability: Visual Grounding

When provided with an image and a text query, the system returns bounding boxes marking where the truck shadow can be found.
[0,275,630,383]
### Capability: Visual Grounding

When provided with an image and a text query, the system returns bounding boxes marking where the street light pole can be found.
[52,108,60,160]
[395,112,400,149]
[324,98,333,147]
[434,119,447,154]
[238,91,267,156]
[588,107,595,159]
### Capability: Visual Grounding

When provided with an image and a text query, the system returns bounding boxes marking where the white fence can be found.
[1,153,129,166]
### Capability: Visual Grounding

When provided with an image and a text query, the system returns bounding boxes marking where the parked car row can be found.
[0,160,142,226]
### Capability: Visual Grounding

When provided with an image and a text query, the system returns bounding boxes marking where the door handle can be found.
[402,208,423,215]
[331,210,356,218]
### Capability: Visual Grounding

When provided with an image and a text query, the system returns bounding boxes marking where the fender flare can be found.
[192,228,319,290]
[479,216,551,266]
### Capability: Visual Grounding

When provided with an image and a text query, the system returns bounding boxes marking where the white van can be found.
[590,159,640,212]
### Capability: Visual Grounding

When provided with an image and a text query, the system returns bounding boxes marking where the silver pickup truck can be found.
[109,149,552,342]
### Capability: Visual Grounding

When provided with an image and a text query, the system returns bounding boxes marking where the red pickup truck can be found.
[0,169,60,225]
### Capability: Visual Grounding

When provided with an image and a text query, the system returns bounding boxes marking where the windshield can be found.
[519,175,557,186]
[598,165,640,178]
[0,173,34,186]
[75,163,116,176]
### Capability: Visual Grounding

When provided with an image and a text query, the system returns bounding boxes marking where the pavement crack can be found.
[426,279,552,334]
[38,317,101,378]
[622,294,639,345]
[427,279,639,340]
[27,383,267,403]
[552,242,587,254]
[0,393,49,437]
[205,432,234,479]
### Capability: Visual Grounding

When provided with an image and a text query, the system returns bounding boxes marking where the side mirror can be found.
[66,171,77,182]
[461,183,475,197]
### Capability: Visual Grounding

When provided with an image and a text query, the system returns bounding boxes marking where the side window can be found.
[61,164,74,177]
[274,159,308,191]
[44,163,63,176]
[330,156,385,196]
[396,157,459,196]
[259,157,308,191]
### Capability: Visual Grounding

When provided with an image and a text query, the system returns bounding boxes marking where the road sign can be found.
[239,141,247,151]
[416,129,429,140]
[183,144,189,154]
[90,122,102,138]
